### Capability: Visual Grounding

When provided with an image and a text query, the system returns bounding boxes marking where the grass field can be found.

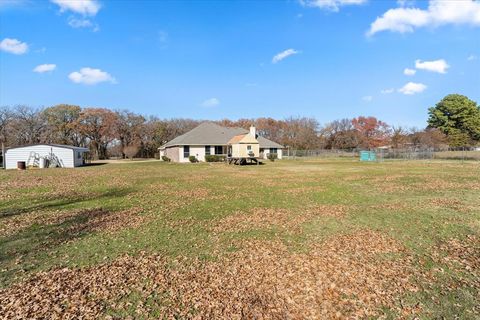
[0,159,479,319]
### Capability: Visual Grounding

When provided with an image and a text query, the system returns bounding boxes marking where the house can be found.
[4,144,89,169]
[159,122,284,162]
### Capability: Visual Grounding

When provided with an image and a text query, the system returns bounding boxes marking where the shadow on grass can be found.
[82,162,108,167]
[0,204,132,287]
[0,188,132,219]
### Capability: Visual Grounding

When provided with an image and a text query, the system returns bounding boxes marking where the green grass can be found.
[0,158,479,318]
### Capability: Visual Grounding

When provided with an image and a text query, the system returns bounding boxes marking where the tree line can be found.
[0,94,478,159]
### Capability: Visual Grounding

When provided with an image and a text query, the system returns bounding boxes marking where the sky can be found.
[0,0,479,127]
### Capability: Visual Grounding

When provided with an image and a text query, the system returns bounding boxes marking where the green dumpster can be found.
[360,151,376,162]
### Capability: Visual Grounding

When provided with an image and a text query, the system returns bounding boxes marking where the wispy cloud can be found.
[362,95,373,102]
[0,0,30,10]
[50,0,101,16]
[33,64,56,73]
[367,0,480,36]
[68,17,99,31]
[272,49,300,64]
[68,67,116,85]
[415,59,449,74]
[381,88,394,94]
[467,54,477,61]
[398,82,426,95]
[0,38,28,54]
[300,0,367,12]
[201,98,220,107]
[403,68,416,76]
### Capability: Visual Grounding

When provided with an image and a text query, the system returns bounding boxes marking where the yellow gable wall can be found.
[230,133,260,157]
[231,143,260,157]
[239,134,258,144]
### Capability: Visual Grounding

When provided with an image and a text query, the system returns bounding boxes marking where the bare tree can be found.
[390,126,408,149]
[8,105,46,146]
[74,108,119,159]
[0,106,12,145]
[116,110,145,158]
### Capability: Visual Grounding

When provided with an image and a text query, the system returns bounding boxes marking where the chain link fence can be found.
[284,148,480,161]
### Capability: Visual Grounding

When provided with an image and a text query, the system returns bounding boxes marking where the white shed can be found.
[4,144,89,170]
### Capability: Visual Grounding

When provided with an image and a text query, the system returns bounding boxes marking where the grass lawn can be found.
[0,159,479,319]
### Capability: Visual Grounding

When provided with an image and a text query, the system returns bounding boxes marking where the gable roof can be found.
[161,122,246,147]
[228,133,259,145]
[257,136,284,149]
[228,134,246,144]
[6,144,89,152]
[160,122,284,149]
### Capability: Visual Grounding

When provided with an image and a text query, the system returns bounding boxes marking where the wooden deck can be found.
[227,157,263,165]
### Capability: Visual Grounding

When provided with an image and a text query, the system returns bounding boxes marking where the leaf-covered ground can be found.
[0,159,479,319]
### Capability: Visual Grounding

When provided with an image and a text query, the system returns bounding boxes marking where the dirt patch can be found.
[212,205,348,233]
[0,230,419,319]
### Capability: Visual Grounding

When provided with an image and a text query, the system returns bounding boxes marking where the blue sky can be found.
[1,0,479,127]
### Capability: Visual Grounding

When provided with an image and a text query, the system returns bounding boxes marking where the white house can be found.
[159,122,284,163]
[4,144,89,169]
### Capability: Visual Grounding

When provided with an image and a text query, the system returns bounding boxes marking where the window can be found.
[205,146,210,156]
[184,146,190,158]
[269,148,277,154]
[77,152,82,159]
[214,146,223,155]
[247,145,252,151]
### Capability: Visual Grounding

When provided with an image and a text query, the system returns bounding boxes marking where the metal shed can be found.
[4,144,89,170]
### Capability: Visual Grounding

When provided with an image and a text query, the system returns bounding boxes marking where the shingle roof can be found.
[160,122,284,149]
[161,122,246,147]
[257,136,284,149]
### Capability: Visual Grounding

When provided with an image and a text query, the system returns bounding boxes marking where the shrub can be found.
[189,155,198,163]
[205,155,225,162]
[161,155,171,162]
[267,153,278,162]
[123,145,139,160]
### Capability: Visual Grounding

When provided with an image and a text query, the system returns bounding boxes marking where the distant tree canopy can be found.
[428,94,480,147]
[1,98,475,159]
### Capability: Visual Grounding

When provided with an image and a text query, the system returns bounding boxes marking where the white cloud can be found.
[33,64,56,73]
[0,38,28,54]
[300,0,367,12]
[367,0,480,36]
[415,59,449,73]
[68,67,116,85]
[398,82,426,95]
[403,68,416,76]
[381,88,394,94]
[362,95,373,102]
[67,17,98,30]
[272,49,300,64]
[50,0,100,16]
[201,98,220,107]
[467,54,477,61]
